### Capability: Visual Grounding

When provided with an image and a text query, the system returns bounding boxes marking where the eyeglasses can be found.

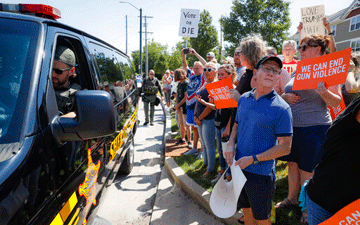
[203,68,213,72]
[149,73,155,75]
[298,44,319,52]
[53,67,71,75]
[259,65,281,76]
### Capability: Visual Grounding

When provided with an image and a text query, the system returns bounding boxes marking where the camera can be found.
[183,48,190,54]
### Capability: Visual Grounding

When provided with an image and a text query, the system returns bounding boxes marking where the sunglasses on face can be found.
[298,44,319,52]
[53,67,71,75]
[203,68,213,72]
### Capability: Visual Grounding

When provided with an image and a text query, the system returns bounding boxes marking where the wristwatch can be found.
[252,155,259,165]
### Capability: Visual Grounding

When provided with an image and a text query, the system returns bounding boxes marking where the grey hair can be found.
[282,40,297,51]
[266,46,277,55]
[239,34,267,68]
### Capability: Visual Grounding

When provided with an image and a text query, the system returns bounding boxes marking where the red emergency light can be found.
[0,3,61,20]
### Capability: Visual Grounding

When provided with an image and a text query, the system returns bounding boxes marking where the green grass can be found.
[170,110,304,224]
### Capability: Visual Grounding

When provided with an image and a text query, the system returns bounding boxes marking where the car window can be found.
[0,18,39,144]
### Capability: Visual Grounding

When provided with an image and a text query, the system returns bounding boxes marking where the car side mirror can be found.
[51,90,116,143]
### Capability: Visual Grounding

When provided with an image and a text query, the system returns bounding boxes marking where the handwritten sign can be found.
[300,5,325,39]
[178,9,200,38]
[328,98,346,120]
[319,199,360,225]
[293,48,352,90]
[205,77,237,109]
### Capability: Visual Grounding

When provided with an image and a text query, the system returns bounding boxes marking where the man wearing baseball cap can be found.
[206,52,215,62]
[224,55,293,224]
[52,45,81,116]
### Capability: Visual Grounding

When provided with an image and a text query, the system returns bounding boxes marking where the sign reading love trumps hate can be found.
[300,5,325,39]
[178,9,200,38]
[292,48,352,90]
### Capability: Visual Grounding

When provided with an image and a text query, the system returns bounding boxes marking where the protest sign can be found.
[178,9,200,38]
[205,77,237,109]
[328,98,346,120]
[319,199,360,225]
[292,48,352,90]
[300,5,325,39]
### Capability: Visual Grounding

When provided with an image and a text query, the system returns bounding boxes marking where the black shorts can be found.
[237,171,275,220]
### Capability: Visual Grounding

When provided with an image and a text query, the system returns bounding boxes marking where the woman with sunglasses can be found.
[193,62,217,178]
[276,27,342,223]
[343,51,360,106]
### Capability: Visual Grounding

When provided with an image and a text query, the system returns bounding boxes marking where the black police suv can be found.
[0,4,139,225]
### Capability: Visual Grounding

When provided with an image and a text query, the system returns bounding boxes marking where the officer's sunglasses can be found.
[53,67,71,75]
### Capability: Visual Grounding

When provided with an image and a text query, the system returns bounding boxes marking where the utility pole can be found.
[139,8,142,75]
[119,2,142,75]
[125,15,128,55]
[143,15,153,78]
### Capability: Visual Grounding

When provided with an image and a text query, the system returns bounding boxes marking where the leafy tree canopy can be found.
[220,0,291,55]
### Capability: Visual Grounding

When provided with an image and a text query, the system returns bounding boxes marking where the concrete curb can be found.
[164,157,241,225]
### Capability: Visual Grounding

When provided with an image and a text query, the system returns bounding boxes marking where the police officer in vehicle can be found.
[52,46,81,117]
[141,69,163,125]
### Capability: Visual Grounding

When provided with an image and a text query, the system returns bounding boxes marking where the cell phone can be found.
[183,48,190,54]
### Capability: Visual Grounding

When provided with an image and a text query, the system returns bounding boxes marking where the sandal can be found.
[300,209,308,224]
[275,198,298,208]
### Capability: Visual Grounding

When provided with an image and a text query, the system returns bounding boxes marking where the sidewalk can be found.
[151,108,241,225]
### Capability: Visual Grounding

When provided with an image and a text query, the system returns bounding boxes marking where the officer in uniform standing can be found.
[141,69,163,125]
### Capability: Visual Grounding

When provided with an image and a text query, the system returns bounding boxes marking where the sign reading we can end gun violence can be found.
[205,77,237,109]
[292,48,352,90]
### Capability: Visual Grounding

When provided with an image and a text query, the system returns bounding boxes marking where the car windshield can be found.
[0,17,39,143]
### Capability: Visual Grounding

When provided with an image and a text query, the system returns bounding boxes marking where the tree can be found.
[188,10,219,66]
[220,0,290,54]
[131,40,170,78]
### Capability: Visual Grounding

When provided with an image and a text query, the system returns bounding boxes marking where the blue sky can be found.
[5,0,354,55]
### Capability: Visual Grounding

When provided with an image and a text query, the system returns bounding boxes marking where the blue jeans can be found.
[216,127,228,172]
[306,193,333,225]
[198,119,215,172]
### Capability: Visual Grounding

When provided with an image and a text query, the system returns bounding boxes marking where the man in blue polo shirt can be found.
[225,55,293,225]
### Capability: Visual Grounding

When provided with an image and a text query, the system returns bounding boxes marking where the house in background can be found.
[290,0,360,52]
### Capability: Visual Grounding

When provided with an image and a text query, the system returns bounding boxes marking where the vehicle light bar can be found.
[0,3,61,20]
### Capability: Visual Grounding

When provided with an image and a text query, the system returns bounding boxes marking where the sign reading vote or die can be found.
[179,9,200,38]
[300,5,325,39]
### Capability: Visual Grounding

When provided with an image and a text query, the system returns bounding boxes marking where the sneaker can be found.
[183,148,198,155]
[211,173,223,184]
[187,141,192,148]
[175,139,185,146]
[143,121,149,126]
[196,151,203,160]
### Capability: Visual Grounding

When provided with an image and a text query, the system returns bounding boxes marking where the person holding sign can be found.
[305,97,360,225]
[225,55,293,225]
[199,63,238,184]
[193,62,217,178]
[276,33,342,223]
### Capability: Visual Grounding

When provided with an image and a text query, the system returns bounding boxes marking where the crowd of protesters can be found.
[151,15,360,225]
